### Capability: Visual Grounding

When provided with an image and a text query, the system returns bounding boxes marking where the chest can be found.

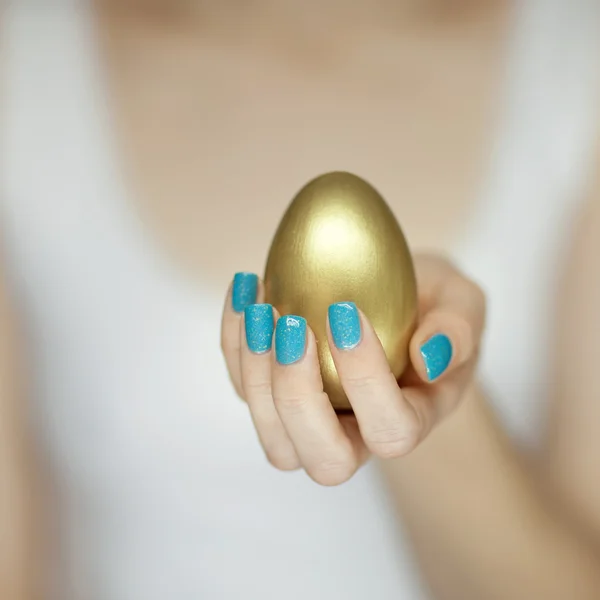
[100,16,508,285]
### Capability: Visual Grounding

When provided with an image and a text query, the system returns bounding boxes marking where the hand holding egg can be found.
[220,173,486,485]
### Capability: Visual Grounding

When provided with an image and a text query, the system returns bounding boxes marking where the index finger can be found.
[327,303,433,459]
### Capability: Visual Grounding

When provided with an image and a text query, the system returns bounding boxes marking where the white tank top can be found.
[2,1,599,599]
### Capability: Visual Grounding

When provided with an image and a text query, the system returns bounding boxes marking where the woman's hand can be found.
[220,253,486,486]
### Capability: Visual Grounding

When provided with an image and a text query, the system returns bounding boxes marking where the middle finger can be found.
[272,315,358,486]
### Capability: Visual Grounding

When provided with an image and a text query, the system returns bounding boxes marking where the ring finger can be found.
[240,305,300,471]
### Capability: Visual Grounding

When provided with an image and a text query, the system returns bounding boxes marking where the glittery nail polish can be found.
[328,302,361,350]
[420,334,453,381]
[275,315,307,365]
[244,304,274,354]
[232,272,258,313]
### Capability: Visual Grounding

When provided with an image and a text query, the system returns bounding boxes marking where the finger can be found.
[410,264,485,384]
[271,315,359,486]
[220,272,261,398]
[327,302,434,458]
[338,415,371,467]
[240,305,300,471]
[405,357,477,423]
[412,253,462,311]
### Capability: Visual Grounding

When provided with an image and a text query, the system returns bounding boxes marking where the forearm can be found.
[0,268,38,600]
[0,429,37,600]
[379,386,600,600]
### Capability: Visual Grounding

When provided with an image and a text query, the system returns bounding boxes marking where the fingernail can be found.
[275,315,307,365]
[420,334,453,381]
[328,302,361,350]
[232,272,258,312]
[244,304,274,354]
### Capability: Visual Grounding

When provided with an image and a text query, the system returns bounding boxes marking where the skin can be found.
[3,0,600,598]
[97,0,509,282]
[0,257,39,600]
[222,255,485,476]
[222,240,600,598]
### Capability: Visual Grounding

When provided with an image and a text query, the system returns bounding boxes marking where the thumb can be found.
[409,273,485,384]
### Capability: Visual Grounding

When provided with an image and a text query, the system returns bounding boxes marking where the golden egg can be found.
[264,172,417,412]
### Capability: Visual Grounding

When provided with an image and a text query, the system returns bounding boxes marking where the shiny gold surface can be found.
[264,172,418,411]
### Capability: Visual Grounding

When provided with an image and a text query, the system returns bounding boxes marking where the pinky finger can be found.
[338,415,371,467]
[220,272,261,398]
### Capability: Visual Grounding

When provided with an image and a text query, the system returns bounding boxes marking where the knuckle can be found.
[243,378,272,400]
[365,422,420,459]
[415,252,454,272]
[219,338,227,355]
[466,278,486,306]
[439,254,459,273]
[344,374,377,388]
[228,375,246,401]
[308,456,356,487]
[220,337,239,357]
[266,452,301,472]
[461,279,487,333]
[343,372,383,390]
[344,371,397,399]
[273,392,311,415]
[458,275,486,313]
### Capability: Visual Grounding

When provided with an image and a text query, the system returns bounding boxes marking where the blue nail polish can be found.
[275,315,307,365]
[245,304,274,354]
[420,334,453,381]
[232,272,258,313]
[329,302,361,350]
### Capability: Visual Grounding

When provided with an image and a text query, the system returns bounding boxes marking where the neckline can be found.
[66,0,559,300]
